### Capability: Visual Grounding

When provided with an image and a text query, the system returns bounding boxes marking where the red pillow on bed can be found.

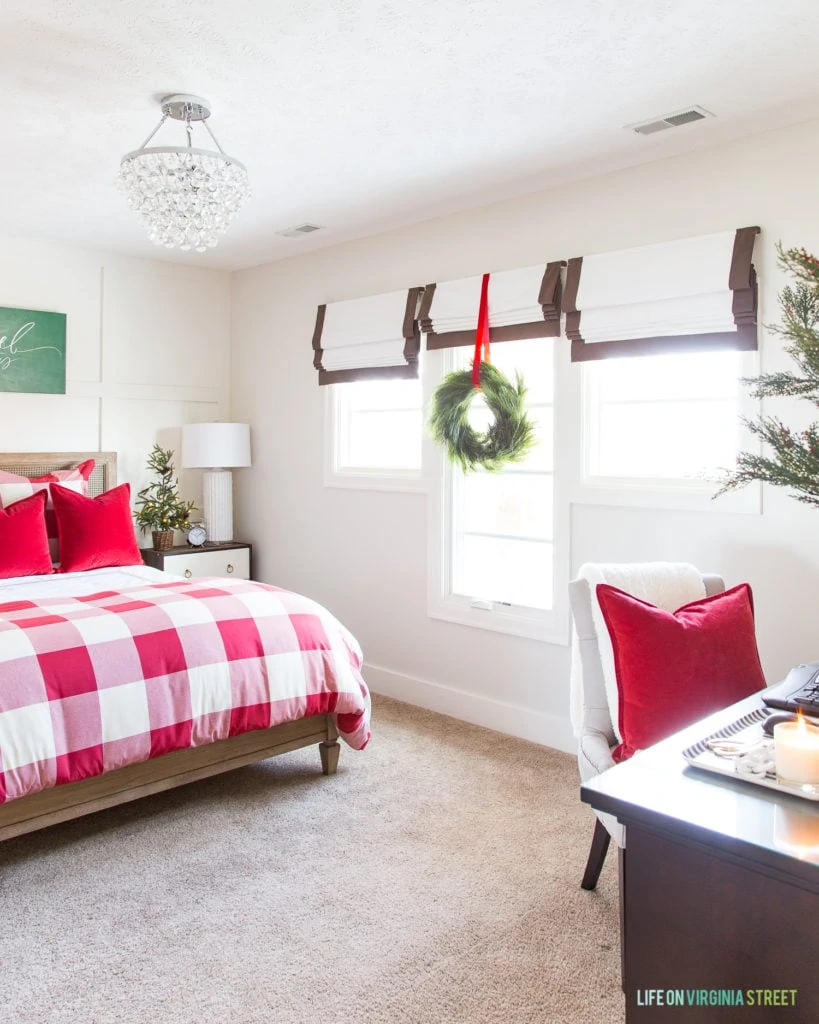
[0,460,95,544]
[596,582,766,763]
[0,491,53,578]
[51,482,142,573]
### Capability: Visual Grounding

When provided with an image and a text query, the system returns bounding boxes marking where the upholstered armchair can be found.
[569,572,725,890]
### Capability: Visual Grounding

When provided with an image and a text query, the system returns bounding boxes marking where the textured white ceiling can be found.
[1,0,818,270]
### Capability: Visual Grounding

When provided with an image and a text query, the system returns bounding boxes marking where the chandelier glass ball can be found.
[118,95,250,253]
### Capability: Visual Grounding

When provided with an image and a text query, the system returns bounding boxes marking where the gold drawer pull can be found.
[184,569,192,579]
[226,563,234,574]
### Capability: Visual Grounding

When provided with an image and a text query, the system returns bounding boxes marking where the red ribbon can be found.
[472,272,491,389]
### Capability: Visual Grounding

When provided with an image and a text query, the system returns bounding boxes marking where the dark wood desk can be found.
[582,692,819,1023]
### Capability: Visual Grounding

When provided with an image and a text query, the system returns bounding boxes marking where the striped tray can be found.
[682,707,819,802]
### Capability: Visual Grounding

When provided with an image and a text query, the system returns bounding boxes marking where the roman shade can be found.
[563,226,760,361]
[312,287,423,384]
[420,262,564,349]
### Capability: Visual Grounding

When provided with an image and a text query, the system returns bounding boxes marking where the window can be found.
[452,341,554,608]
[326,377,424,488]
[579,348,760,510]
[327,305,757,646]
[428,339,569,642]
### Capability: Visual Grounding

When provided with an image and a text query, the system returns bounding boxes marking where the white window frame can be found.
[572,348,763,514]
[323,378,427,493]
[426,345,571,645]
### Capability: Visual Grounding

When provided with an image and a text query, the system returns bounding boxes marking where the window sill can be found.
[324,468,428,493]
[571,477,762,515]
[428,594,569,645]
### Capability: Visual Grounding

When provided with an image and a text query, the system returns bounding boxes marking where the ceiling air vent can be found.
[628,106,713,136]
[276,223,323,238]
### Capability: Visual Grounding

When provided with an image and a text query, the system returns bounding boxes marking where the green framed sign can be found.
[0,305,66,395]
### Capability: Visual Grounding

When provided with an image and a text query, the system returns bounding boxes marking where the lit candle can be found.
[774,713,819,786]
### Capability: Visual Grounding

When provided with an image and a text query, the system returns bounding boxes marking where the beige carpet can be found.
[0,696,624,1024]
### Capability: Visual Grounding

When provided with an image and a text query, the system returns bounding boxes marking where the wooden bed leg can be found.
[319,740,340,775]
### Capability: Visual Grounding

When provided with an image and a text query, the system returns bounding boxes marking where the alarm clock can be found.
[187,523,207,547]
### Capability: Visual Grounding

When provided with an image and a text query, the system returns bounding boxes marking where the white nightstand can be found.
[141,542,252,580]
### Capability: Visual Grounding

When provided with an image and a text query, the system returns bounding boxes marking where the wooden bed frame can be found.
[0,451,341,843]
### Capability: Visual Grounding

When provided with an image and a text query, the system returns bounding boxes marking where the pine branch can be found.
[715,417,819,504]
[775,243,819,290]
[715,241,819,509]
[715,453,819,507]
[743,280,819,402]
[743,371,819,402]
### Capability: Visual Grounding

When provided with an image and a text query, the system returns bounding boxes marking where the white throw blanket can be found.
[569,562,706,739]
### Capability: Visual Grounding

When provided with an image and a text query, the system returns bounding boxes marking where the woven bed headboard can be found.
[0,452,117,494]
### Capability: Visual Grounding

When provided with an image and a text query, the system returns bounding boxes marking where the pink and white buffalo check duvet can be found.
[0,576,371,803]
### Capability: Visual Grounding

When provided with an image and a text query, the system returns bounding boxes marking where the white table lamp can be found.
[182,422,251,543]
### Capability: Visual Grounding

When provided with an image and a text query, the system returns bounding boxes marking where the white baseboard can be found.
[363,662,575,755]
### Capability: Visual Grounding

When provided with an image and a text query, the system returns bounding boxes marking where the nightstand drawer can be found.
[163,548,250,580]
[142,545,251,580]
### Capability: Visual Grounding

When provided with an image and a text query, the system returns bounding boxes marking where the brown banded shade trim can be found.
[562,257,583,347]
[425,320,560,350]
[318,362,419,385]
[539,260,564,332]
[565,227,761,362]
[729,226,759,291]
[730,226,760,331]
[570,325,759,362]
[311,303,327,373]
[312,287,423,385]
[417,282,436,330]
[421,262,565,349]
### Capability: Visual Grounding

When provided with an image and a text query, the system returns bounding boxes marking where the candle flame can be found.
[794,709,819,737]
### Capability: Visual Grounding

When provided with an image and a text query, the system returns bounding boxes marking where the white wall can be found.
[0,238,231,526]
[231,117,819,753]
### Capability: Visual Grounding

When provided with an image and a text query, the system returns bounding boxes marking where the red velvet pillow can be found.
[0,491,53,578]
[596,583,766,763]
[51,482,142,573]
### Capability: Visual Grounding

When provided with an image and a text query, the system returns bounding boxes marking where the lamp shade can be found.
[182,422,251,469]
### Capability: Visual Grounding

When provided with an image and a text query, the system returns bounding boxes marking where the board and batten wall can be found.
[0,237,231,522]
[230,117,819,754]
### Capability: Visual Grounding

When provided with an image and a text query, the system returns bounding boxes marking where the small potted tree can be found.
[134,444,196,551]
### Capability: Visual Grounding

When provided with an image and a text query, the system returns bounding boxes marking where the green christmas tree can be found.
[134,444,195,532]
[715,244,819,507]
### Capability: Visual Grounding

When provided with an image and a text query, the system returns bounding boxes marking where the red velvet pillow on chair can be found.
[51,482,142,572]
[0,491,53,578]
[596,582,766,763]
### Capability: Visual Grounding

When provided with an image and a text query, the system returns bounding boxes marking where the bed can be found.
[0,451,370,842]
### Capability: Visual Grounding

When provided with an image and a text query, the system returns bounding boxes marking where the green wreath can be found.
[428,361,536,473]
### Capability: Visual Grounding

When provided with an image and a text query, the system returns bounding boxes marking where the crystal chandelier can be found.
[119,94,251,252]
